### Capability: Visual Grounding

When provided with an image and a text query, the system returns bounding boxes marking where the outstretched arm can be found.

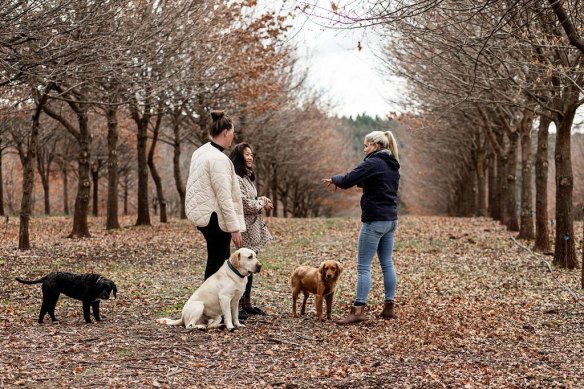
[330,159,376,189]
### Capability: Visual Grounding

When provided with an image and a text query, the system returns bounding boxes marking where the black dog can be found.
[16,272,117,324]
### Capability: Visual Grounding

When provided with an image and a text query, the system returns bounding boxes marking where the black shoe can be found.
[244,306,267,316]
[238,308,248,321]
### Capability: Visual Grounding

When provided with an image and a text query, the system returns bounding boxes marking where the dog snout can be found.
[255,262,262,273]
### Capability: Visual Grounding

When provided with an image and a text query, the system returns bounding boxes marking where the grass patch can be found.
[395,238,450,253]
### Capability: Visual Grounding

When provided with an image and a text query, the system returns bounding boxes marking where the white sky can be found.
[292,26,400,118]
[257,1,403,118]
[290,18,402,118]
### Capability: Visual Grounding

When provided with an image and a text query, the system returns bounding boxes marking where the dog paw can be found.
[235,323,246,328]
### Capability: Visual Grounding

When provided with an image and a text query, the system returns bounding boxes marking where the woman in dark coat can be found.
[323,130,400,325]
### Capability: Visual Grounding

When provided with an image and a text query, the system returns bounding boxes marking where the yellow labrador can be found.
[157,248,261,331]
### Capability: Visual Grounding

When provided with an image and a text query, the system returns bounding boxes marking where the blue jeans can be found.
[355,220,398,305]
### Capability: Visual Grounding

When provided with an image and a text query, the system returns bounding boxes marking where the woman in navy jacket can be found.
[323,130,400,325]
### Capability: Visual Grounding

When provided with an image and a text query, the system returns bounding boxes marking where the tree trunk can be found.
[534,115,551,252]
[19,86,52,249]
[62,163,69,215]
[517,110,534,239]
[148,111,167,223]
[462,172,477,216]
[36,150,51,215]
[123,175,129,216]
[270,166,278,217]
[91,161,99,217]
[498,153,509,226]
[172,119,186,219]
[70,107,92,238]
[20,104,42,249]
[135,117,151,226]
[0,144,4,216]
[506,130,519,231]
[106,107,120,229]
[488,154,498,219]
[553,105,577,269]
[281,183,289,218]
[475,147,487,216]
[41,171,50,215]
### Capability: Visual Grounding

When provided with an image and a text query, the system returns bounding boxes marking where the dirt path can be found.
[0,216,582,388]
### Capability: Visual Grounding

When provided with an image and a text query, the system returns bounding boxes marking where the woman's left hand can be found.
[261,196,273,211]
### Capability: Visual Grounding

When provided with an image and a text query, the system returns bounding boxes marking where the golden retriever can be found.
[157,248,261,331]
[291,260,343,321]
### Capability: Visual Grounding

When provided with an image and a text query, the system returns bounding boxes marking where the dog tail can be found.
[15,276,46,285]
[156,317,184,326]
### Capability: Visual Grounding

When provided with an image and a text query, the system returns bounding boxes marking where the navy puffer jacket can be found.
[331,150,400,222]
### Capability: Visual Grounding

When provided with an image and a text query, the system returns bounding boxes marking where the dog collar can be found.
[227,260,246,278]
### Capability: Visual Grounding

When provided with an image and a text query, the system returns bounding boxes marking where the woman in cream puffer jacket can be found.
[185,111,245,280]
[185,143,245,233]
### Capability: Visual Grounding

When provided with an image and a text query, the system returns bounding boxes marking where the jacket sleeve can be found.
[331,159,377,189]
[238,176,264,215]
[210,159,241,232]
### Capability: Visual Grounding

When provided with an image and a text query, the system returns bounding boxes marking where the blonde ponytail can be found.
[385,131,399,162]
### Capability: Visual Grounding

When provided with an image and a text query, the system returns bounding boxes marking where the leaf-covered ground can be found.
[0,215,583,388]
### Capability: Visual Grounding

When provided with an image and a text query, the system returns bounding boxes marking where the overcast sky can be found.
[274,2,403,118]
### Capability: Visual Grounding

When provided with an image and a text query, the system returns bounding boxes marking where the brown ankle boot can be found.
[379,300,396,319]
[336,305,366,325]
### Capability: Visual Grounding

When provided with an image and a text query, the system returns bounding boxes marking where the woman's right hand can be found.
[322,178,337,191]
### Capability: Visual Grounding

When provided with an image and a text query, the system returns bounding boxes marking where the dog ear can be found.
[110,281,117,299]
[336,261,343,275]
[230,251,240,268]
[319,262,326,279]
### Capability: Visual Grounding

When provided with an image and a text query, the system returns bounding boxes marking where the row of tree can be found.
[0,0,355,249]
[310,0,584,285]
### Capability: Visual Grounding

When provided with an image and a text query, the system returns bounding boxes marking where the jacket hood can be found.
[366,149,400,170]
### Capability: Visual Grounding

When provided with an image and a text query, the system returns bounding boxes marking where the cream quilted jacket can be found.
[185,142,246,233]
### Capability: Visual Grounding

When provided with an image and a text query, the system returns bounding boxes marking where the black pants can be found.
[197,212,231,280]
[244,274,253,297]
[243,249,261,298]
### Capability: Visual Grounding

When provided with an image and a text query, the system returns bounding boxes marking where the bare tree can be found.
[36,123,59,215]
[19,84,53,249]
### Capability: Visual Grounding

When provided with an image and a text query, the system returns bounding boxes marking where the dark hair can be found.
[209,110,233,137]
[229,143,255,181]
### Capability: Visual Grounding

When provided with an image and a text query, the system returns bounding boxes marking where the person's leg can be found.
[338,222,384,325]
[238,274,252,320]
[241,251,267,315]
[355,222,385,305]
[377,220,398,301]
[378,220,398,319]
[244,274,253,297]
[199,213,232,280]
